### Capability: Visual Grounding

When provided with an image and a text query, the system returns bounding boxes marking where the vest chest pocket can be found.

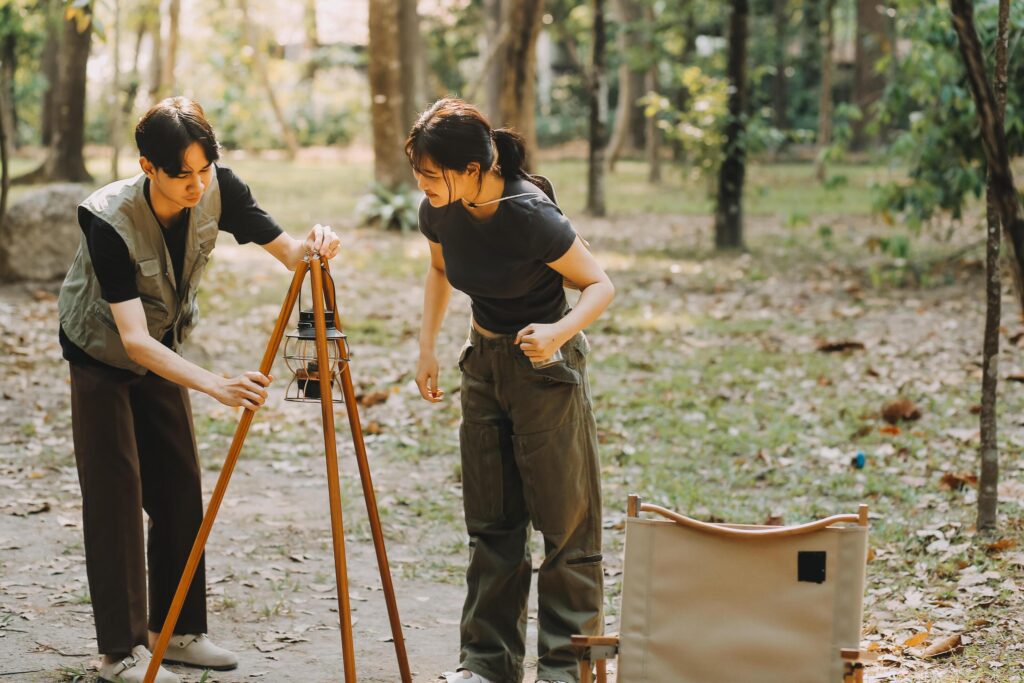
[135,258,173,327]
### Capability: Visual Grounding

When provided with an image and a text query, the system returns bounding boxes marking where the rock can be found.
[0,183,89,282]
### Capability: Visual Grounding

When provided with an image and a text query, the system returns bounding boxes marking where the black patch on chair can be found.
[798,551,827,583]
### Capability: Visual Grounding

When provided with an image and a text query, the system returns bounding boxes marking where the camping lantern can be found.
[283,268,350,404]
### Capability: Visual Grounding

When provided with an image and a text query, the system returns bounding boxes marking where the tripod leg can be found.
[146,261,309,683]
[310,258,358,681]
[323,262,412,682]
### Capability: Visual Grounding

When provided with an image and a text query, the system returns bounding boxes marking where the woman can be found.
[408,98,614,683]
[57,97,340,683]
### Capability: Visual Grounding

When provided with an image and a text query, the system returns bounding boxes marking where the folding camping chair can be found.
[573,495,871,683]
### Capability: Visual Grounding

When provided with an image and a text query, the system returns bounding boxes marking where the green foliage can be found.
[356,183,420,232]
[874,0,1024,227]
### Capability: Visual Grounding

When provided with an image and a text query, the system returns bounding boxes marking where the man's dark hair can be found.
[135,97,220,175]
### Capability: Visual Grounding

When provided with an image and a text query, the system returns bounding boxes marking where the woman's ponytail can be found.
[492,128,527,180]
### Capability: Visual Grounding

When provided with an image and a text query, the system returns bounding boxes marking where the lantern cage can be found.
[283,262,351,404]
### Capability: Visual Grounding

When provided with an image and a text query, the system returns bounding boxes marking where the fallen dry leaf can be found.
[816,339,865,353]
[879,425,901,436]
[940,471,978,491]
[921,633,963,658]
[985,538,1017,553]
[357,390,390,407]
[881,399,921,424]
[903,630,930,648]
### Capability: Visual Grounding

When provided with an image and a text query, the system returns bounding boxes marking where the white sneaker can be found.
[440,670,494,683]
[162,633,239,670]
[98,645,180,683]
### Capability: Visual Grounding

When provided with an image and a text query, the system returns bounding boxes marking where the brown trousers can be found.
[69,362,207,657]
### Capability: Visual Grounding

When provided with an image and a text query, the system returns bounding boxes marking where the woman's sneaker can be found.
[98,645,179,683]
[162,633,238,670]
[440,670,493,683]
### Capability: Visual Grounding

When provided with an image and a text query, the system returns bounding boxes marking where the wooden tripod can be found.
[145,255,412,682]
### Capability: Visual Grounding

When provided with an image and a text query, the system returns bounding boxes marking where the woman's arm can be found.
[416,241,453,402]
[515,237,615,362]
[111,298,271,410]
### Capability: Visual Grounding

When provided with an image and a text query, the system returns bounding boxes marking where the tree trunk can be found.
[496,0,545,168]
[482,0,505,123]
[368,0,408,189]
[605,0,645,171]
[950,0,1024,313]
[714,0,748,250]
[110,0,122,181]
[302,0,319,82]
[977,0,1010,533]
[851,0,889,149]
[147,3,162,99]
[814,0,834,183]
[398,0,425,131]
[161,0,180,96]
[18,3,94,184]
[644,64,661,184]
[239,0,299,160]
[586,0,608,216]
[772,0,788,130]
[0,46,10,231]
[40,0,60,146]
[1,20,16,151]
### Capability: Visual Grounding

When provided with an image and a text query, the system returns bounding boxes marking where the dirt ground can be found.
[2,209,1023,682]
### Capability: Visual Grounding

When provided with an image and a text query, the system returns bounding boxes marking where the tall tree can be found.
[714,0,748,250]
[772,0,788,130]
[0,42,10,231]
[586,0,608,216]
[18,1,93,183]
[605,0,646,170]
[368,0,408,188]
[814,0,835,182]
[950,0,1024,313]
[495,0,545,167]
[974,0,1011,532]
[1,10,17,151]
[161,0,180,96]
[40,0,60,146]
[398,0,426,130]
[146,0,162,99]
[110,0,123,181]
[643,1,661,184]
[239,0,299,160]
[482,0,505,124]
[302,0,319,82]
[851,0,889,149]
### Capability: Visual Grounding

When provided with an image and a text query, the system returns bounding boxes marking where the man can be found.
[58,97,340,683]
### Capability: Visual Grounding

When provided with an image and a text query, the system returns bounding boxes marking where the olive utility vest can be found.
[58,171,222,374]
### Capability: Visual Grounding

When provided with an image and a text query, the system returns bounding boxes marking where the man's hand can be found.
[211,371,273,411]
[415,352,445,403]
[515,323,568,363]
[304,223,341,260]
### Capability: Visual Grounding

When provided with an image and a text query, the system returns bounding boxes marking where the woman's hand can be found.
[515,323,569,363]
[415,351,445,403]
[211,371,273,411]
[304,223,341,260]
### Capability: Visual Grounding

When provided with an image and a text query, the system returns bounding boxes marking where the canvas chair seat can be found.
[574,496,870,683]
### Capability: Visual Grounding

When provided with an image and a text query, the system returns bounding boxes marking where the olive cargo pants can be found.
[456,328,604,683]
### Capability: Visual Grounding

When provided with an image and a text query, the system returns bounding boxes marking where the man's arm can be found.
[111,298,271,410]
[261,224,340,270]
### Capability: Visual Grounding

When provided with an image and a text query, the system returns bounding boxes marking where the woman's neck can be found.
[462,171,506,221]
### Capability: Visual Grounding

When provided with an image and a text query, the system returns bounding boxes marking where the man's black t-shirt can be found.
[59,165,284,367]
[418,177,577,335]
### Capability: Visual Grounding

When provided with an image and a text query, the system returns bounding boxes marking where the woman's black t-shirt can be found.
[59,165,284,367]
[418,177,577,335]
